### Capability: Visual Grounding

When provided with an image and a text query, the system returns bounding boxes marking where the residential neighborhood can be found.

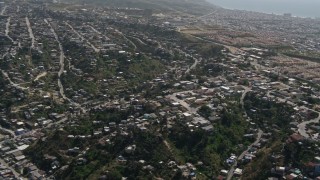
[0,0,320,179]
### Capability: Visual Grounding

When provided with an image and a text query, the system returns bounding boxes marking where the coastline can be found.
[206,0,320,18]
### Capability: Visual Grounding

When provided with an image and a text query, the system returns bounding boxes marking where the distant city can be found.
[207,0,320,18]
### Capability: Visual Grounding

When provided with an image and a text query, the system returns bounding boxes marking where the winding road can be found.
[185,58,199,74]
[225,86,257,180]
[1,70,29,91]
[297,111,320,138]
[266,90,320,138]
[176,48,200,75]
[0,5,7,15]
[46,19,86,113]
[227,129,263,180]
[5,17,15,44]
[46,19,69,99]
[240,87,251,108]
[1,6,25,178]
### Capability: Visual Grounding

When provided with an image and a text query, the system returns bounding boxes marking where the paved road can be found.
[128,35,147,46]
[88,24,110,41]
[46,19,87,113]
[26,16,36,48]
[0,127,15,138]
[0,127,23,178]
[266,90,320,138]
[188,34,226,48]
[186,34,246,55]
[197,10,217,19]
[298,112,320,138]
[227,129,263,180]
[34,72,47,81]
[115,29,137,51]
[46,19,68,99]
[0,5,7,15]
[240,86,251,108]
[175,48,200,75]
[166,91,199,114]
[266,90,295,106]
[1,70,29,91]
[185,58,199,74]
[46,116,69,128]
[0,158,24,179]
[47,22,69,96]
[5,17,15,44]
[65,22,100,53]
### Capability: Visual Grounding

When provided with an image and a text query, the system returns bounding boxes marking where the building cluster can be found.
[199,8,320,52]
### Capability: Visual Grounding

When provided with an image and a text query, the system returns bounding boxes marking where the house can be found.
[221,86,230,92]
[15,128,27,135]
[271,166,286,176]
[116,155,127,163]
[286,133,304,143]
[183,112,193,121]
[286,173,299,180]
[304,162,320,177]
[29,171,43,180]
[202,125,214,132]
[234,168,243,176]
[125,145,136,154]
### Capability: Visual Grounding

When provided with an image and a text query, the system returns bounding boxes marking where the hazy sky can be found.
[207,0,320,18]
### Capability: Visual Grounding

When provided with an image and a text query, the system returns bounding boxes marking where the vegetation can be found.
[245,92,294,132]
[242,140,283,179]
[281,49,320,63]
[169,103,251,177]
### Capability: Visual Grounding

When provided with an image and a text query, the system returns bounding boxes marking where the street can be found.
[227,129,263,180]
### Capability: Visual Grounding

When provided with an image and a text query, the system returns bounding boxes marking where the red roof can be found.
[285,174,295,180]
[305,161,319,167]
[286,133,304,143]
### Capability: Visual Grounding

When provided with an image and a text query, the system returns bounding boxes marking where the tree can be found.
[198,105,212,118]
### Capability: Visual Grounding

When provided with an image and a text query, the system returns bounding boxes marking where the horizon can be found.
[207,0,320,18]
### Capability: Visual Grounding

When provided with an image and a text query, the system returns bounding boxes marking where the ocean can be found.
[207,0,320,18]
